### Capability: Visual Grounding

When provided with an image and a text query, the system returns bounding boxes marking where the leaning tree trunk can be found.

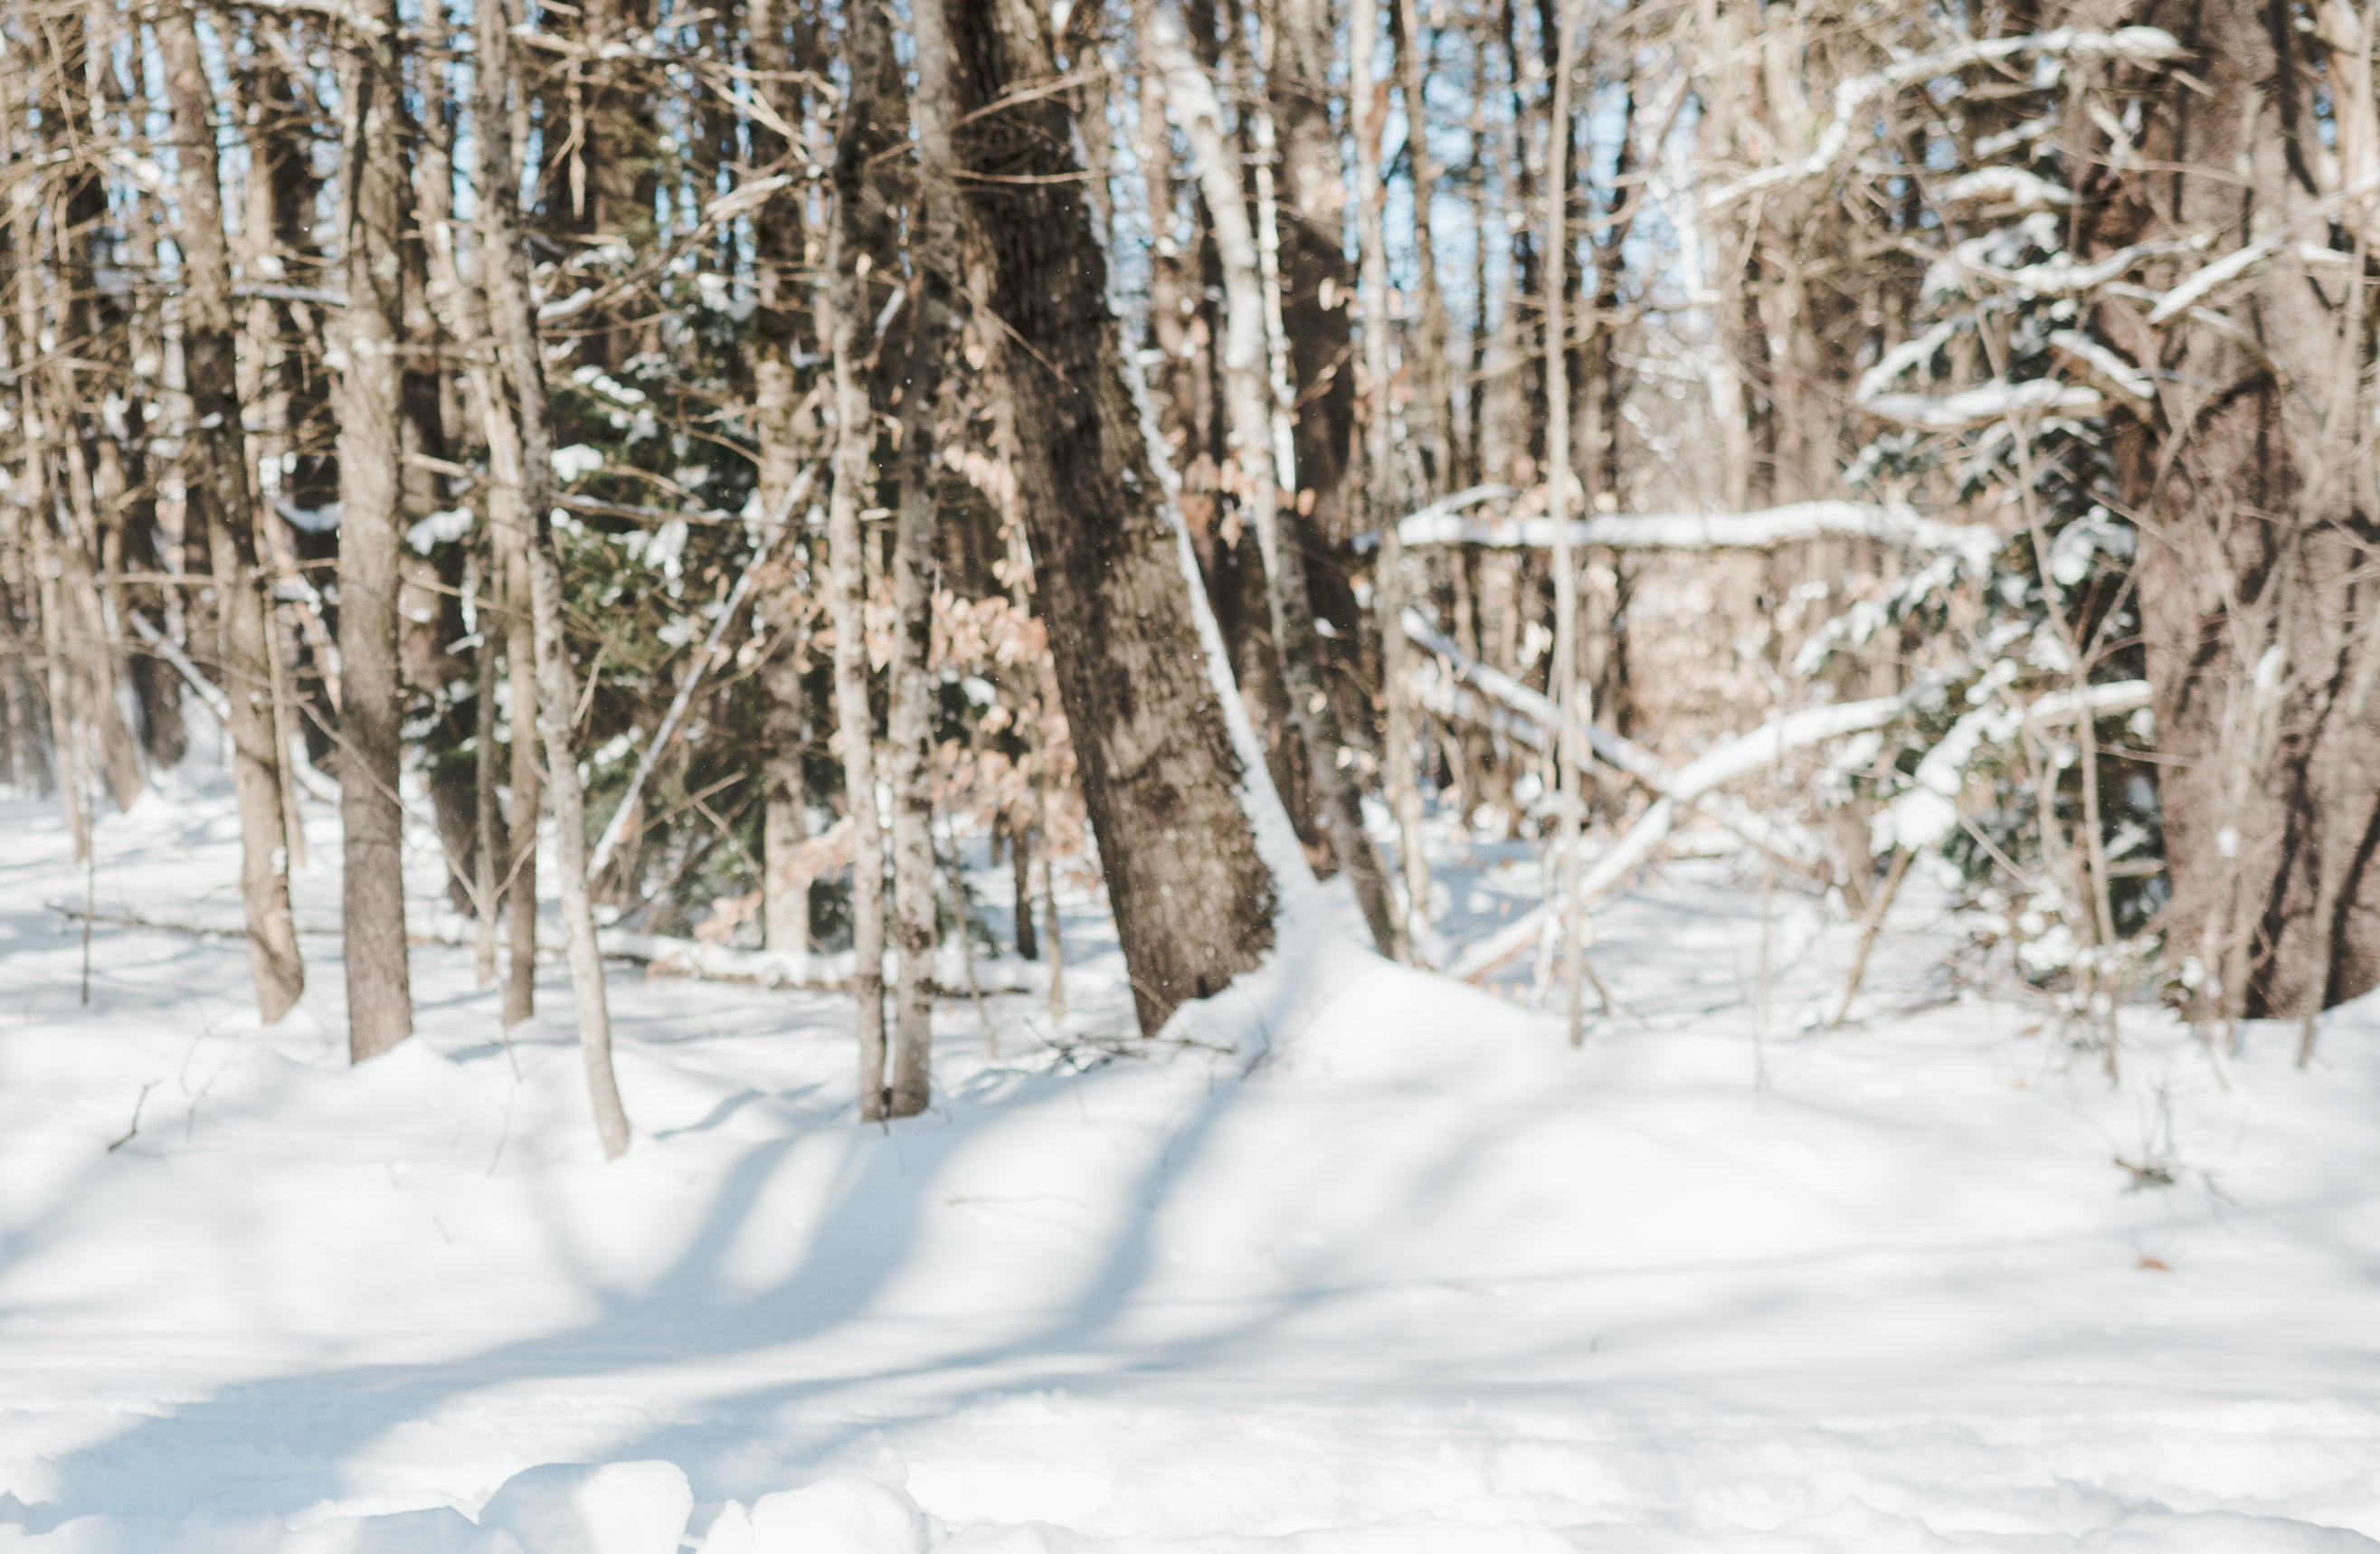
[943,0,1281,1036]
[883,0,967,1118]
[820,0,902,1119]
[478,0,631,1157]
[334,0,414,1061]
[2078,0,2380,1026]
[155,0,304,1023]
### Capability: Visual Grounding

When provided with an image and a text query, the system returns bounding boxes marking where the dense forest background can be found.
[3,0,2375,1147]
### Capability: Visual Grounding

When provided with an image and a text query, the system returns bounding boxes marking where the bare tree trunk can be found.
[478,0,630,1157]
[335,0,414,1061]
[469,550,502,987]
[822,0,899,1117]
[2082,0,2380,1020]
[761,640,816,955]
[1145,2,1397,957]
[750,0,820,962]
[1392,0,1454,492]
[1351,0,1435,957]
[1541,0,1588,1044]
[503,531,542,1021]
[155,0,305,1022]
[943,0,1281,1035]
[884,0,966,1117]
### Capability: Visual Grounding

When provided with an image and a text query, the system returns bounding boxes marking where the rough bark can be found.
[943,0,1280,1035]
[2078,0,2380,1020]
[751,0,819,962]
[335,0,415,1061]
[885,0,966,1117]
[479,0,631,1156]
[821,0,900,1117]
[155,0,305,1023]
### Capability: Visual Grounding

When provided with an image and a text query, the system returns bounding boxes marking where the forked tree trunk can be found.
[943,0,1280,1036]
[478,0,630,1156]
[821,0,901,1118]
[1144,1,1397,958]
[2077,0,2380,1027]
[883,0,966,1117]
[335,0,414,1061]
[155,0,305,1022]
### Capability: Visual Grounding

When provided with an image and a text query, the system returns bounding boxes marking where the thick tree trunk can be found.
[155,0,305,1023]
[944,0,1283,1033]
[821,0,900,1118]
[2077,0,2380,1023]
[335,0,415,1061]
[884,0,967,1117]
[479,0,631,1156]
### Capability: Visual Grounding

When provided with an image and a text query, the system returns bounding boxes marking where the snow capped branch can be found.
[1939,167,2072,210]
[1857,318,1964,403]
[1401,609,1825,868]
[2146,176,2380,324]
[1862,378,2106,430]
[1871,679,2151,851]
[1449,684,1930,982]
[1706,27,2185,210]
[1392,497,2003,564]
[2048,332,2154,403]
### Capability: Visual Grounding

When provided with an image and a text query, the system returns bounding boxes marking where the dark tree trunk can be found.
[942,0,1280,1035]
[2076,0,2380,1021]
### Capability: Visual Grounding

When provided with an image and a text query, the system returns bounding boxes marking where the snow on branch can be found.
[1862,378,2106,430]
[1448,685,1930,983]
[1401,609,1825,869]
[1871,679,2151,852]
[1391,497,2003,566]
[2146,177,2380,324]
[1706,27,2185,211]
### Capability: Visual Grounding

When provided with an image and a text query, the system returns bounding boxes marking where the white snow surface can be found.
[2,786,2378,1550]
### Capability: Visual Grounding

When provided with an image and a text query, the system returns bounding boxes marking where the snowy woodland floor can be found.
[3,772,2379,1551]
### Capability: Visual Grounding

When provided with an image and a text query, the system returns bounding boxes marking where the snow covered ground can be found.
[2,779,2376,1550]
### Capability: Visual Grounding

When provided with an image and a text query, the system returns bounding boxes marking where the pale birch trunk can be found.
[822,0,899,1118]
[1351,0,1434,959]
[1542,0,1589,1044]
[477,0,629,1157]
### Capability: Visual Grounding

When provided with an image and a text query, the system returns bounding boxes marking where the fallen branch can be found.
[1402,609,1825,869]
[1389,497,2002,565]
[47,895,1032,1000]
[1448,685,1929,983]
